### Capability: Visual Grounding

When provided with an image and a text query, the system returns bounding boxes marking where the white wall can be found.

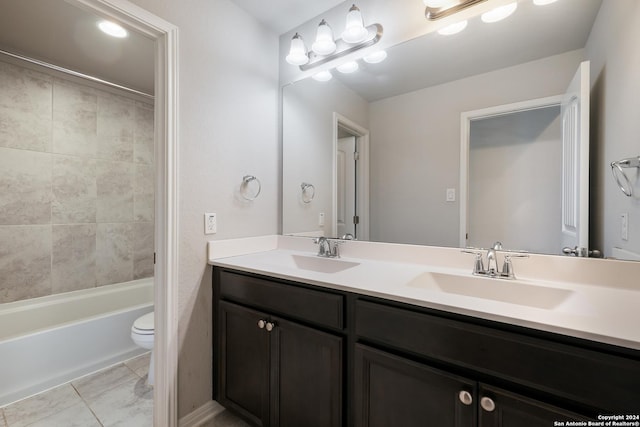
[282,77,369,237]
[585,0,640,258]
[368,49,584,247]
[468,107,562,254]
[128,0,280,416]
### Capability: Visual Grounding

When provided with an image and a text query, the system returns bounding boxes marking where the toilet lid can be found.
[133,312,154,331]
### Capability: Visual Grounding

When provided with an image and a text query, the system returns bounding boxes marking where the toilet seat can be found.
[132,312,154,335]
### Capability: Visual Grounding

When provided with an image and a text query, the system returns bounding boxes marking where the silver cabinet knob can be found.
[458,390,473,406]
[480,396,496,412]
[265,322,275,332]
[257,319,266,329]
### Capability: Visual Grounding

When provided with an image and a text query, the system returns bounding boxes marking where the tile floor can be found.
[0,353,153,427]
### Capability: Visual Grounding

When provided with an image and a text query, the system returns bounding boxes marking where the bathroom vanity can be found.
[210,236,640,427]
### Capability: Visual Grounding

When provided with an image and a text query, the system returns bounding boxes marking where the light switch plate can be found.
[446,188,456,202]
[205,213,217,235]
[621,213,628,241]
[319,212,325,227]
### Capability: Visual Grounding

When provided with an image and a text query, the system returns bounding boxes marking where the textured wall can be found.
[0,58,154,304]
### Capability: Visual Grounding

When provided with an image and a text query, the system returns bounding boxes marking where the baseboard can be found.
[178,400,225,427]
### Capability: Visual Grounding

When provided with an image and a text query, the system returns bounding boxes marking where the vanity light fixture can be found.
[438,20,468,35]
[312,20,337,55]
[312,70,333,82]
[285,33,309,66]
[285,4,383,71]
[98,20,128,38]
[425,0,487,20]
[533,0,559,5]
[363,50,388,64]
[481,2,518,23]
[336,61,359,74]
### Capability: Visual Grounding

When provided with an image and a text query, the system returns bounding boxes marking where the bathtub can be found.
[0,278,154,407]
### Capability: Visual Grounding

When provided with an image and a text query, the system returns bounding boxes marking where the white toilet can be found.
[131,311,154,385]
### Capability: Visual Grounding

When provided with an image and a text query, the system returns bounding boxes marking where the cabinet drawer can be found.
[355,299,640,413]
[218,269,344,330]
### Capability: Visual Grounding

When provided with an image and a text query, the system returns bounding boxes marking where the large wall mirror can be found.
[282,0,640,262]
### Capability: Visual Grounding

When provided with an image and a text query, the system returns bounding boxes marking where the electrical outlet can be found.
[446,188,456,202]
[205,213,217,235]
[621,213,628,241]
[319,212,325,227]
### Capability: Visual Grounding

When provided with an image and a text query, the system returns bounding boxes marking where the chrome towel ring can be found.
[610,156,639,197]
[301,182,315,203]
[241,175,261,201]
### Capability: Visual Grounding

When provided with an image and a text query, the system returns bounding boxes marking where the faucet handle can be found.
[472,253,485,275]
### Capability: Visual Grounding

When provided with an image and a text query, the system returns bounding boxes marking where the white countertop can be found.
[208,235,640,351]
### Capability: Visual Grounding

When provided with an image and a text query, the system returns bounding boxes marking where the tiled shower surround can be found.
[0,58,154,304]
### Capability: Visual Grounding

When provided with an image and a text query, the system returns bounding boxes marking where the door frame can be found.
[71,0,179,425]
[459,95,563,247]
[333,113,370,240]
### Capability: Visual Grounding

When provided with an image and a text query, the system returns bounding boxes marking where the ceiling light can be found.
[98,20,128,38]
[481,2,518,23]
[312,20,337,56]
[336,61,359,74]
[363,50,387,64]
[438,20,468,35]
[342,4,369,44]
[285,33,309,66]
[533,0,559,5]
[312,71,333,82]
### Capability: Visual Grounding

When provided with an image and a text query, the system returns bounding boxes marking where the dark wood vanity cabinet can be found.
[213,268,640,427]
[214,269,344,427]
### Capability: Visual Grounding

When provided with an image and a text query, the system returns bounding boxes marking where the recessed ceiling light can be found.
[533,0,559,5]
[438,20,468,35]
[98,20,128,38]
[312,71,333,82]
[363,50,387,64]
[481,2,518,23]
[336,61,359,74]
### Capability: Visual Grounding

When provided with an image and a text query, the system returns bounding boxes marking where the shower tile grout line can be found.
[69,382,104,427]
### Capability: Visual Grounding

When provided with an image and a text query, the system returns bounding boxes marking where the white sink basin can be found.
[406,272,573,309]
[290,254,360,274]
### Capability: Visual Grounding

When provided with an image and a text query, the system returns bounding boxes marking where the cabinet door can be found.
[219,301,271,427]
[478,384,589,427]
[271,316,343,427]
[355,344,475,427]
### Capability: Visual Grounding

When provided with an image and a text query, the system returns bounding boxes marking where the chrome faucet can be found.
[313,237,342,258]
[463,241,527,279]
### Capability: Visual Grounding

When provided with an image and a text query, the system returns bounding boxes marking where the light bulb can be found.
[342,4,369,44]
[98,20,128,38]
[285,33,309,66]
[312,20,337,56]
[337,61,359,74]
[533,0,558,5]
[423,0,452,8]
[363,50,387,64]
[312,71,333,82]
[438,20,468,35]
[481,2,518,23]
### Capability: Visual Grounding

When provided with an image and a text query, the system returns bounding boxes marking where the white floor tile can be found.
[124,352,150,378]
[72,363,139,402]
[25,402,101,427]
[85,376,153,427]
[2,384,82,427]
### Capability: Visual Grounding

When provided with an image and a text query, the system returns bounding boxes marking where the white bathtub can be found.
[0,278,154,407]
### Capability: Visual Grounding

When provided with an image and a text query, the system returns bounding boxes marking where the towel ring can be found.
[610,156,639,197]
[301,182,315,204]
[241,175,261,201]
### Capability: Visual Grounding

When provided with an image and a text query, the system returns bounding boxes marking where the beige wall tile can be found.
[0,61,52,152]
[134,163,154,222]
[134,102,154,165]
[52,224,97,293]
[52,79,97,158]
[96,160,133,223]
[52,155,97,224]
[97,93,134,162]
[0,225,51,304]
[133,221,154,280]
[0,147,52,225]
[96,223,132,286]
